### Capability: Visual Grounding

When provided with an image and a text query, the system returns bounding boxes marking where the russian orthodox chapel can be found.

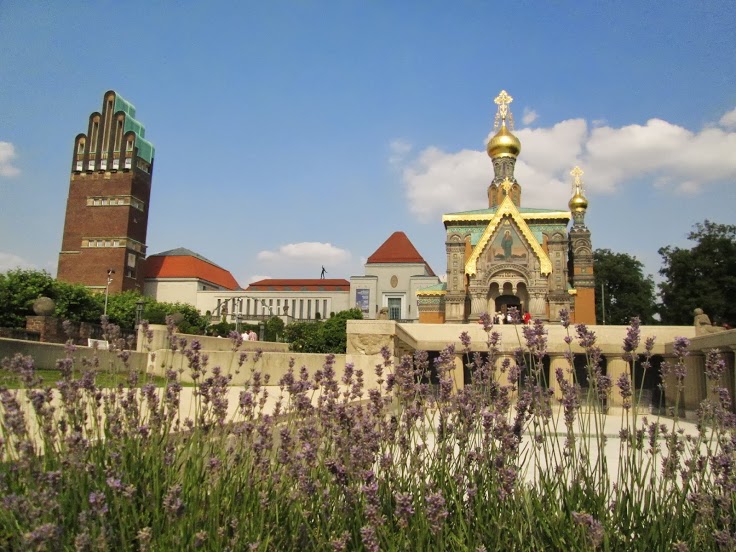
[417,90,596,324]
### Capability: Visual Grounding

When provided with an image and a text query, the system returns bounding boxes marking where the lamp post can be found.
[103,269,115,316]
[600,281,606,325]
[135,299,145,329]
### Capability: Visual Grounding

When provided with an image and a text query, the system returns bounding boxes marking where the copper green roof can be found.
[417,282,447,293]
[114,93,155,164]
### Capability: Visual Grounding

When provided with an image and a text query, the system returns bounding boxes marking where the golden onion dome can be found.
[487,123,521,159]
[569,191,588,212]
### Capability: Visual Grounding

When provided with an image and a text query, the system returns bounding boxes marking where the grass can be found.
[0,368,172,389]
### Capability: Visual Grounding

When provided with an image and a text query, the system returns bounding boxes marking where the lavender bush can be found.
[0,314,734,550]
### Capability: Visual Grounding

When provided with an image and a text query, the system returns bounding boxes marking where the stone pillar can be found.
[660,354,681,413]
[606,354,629,408]
[468,287,486,321]
[452,354,465,393]
[529,290,547,321]
[548,353,572,401]
[683,353,706,415]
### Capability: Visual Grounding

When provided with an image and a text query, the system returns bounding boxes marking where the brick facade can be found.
[57,91,154,293]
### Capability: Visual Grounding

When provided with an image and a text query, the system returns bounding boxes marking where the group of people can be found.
[241,329,259,341]
[492,310,532,325]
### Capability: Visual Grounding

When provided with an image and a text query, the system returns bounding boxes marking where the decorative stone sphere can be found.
[170,312,185,325]
[33,296,56,316]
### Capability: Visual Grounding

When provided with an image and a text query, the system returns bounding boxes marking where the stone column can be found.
[452,354,465,393]
[495,353,518,401]
[683,353,706,416]
[548,353,572,401]
[606,354,629,408]
[468,286,486,321]
[660,354,682,414]
[529,290,547,321]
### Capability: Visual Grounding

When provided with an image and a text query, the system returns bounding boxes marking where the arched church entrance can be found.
[488,280,529,317]
[495,294,521,313]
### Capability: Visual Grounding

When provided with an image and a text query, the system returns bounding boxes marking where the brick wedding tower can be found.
[57,91,155,293]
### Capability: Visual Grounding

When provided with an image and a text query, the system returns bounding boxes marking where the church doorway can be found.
[495,295,521,315]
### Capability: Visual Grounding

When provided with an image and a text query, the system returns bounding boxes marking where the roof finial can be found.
[494,90,514,131]
[570,166,584,194]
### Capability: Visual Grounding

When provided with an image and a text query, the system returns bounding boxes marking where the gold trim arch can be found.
[465,194,552,276]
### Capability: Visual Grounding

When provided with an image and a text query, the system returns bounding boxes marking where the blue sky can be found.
[2,1,735,290]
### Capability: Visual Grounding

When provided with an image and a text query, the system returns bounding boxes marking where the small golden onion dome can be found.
[569,191,588,212]
[487,123,521,158]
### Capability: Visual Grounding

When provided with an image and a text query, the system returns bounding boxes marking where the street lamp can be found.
[103,269,115,316]
[135,299,145,329]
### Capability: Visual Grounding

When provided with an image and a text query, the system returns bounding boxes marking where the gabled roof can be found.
[145,248,240,290]
[465,196,552,277]
[247,279,350,292]
[443,206,570,224]
[366,231,436,276]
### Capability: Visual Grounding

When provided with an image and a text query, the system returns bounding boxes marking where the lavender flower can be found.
[571,511,604,548]
[88,491,108,516]
[622,317,641,362]
[616,372,633,410]
[704,349,726,382]
[479,312,493,332]
[425,491,448,535]
[394,492,415,528]
[559,308,571,328]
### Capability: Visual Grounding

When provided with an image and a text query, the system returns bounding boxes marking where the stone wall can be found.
[0,338,147,372]
[25,316,103,345]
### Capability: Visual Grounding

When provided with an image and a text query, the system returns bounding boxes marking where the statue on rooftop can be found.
[693,308,725,336]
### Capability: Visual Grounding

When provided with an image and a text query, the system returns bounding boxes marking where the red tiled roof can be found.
[247,279,350,292]
[366,231,436,276]
[145,254,240,290]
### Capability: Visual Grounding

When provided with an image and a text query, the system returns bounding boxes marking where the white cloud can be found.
[389,139,412,166]
[247,243,361,281]
[0,252,35,272]
[521,107,538,126]
[0,142,20,177]
[719,107,736,129]
[257,242,351,263]
[399,107,736,221]
[404,147,490,222]
[247,274,272,283]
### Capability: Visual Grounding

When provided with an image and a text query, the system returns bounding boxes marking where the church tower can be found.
[57,91,155,294]
[567,167,597,324]
[487,90,522,208]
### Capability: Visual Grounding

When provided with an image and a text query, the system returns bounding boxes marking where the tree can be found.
[263,316,285,342]
[0,269,102,328]
[659,220,736,325]
[593,249,657,325]
[320,308,363,352]
[283,308,363,354]
[0,269,56,328]
[51,281,103,323]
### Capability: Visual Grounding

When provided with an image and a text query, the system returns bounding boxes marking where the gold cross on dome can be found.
[570,166,584,192]
[493,90,514,130]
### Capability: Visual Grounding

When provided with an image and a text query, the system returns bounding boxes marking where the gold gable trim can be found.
[443,210,571,223]
[417,289,447,297]
[465,196,553,276]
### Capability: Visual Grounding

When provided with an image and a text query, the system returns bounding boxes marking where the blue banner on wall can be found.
[356,289,370,314]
